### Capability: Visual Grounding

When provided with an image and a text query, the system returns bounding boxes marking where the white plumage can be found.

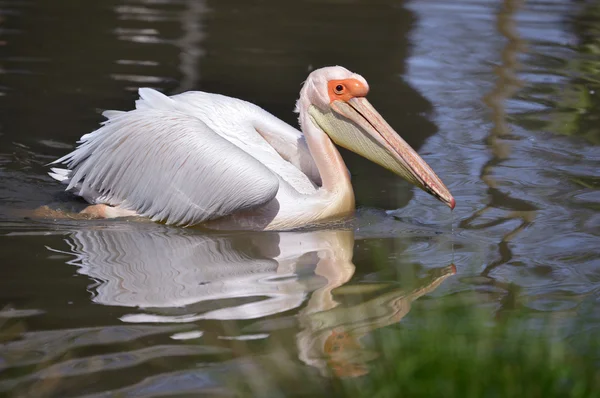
[51,88,319,227]
[50,66,454,230]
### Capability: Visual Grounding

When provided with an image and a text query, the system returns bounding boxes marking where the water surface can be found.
[1,0,599,396]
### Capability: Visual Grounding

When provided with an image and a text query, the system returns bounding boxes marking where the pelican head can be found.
[297,66,455,209]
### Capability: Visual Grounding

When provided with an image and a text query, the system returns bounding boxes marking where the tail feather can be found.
[48,167,71,184]
[49,167,105,204]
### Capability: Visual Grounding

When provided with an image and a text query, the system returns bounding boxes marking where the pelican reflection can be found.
[296,264,455,377]
[56,225,353,321]
[52,224,454,377]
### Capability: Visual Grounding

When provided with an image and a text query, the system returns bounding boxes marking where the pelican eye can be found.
[334,84,344,95]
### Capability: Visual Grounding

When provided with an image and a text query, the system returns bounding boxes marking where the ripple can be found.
[218,334,269,341]
[0,345,228,393]
[115,5,180,22]
[0,325,189,369]
[110,73,168,83]
[116,59,159,66]
[0,308,44,318]
[37,139,73,150]
[79,368,230,398]
[170,330,204,340]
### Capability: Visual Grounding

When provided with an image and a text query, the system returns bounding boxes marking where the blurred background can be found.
[0,0,599,396]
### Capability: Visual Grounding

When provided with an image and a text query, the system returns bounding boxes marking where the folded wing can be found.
[50,107,280,226]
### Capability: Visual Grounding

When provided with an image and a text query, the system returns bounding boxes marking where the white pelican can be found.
[49,66,454,230]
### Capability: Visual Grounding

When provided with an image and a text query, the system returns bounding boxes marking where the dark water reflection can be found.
[1,222,456,395]
[1,0,600,395]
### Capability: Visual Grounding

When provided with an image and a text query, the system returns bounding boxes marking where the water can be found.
[1,0,599,396]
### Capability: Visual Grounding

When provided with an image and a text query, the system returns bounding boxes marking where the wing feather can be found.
[51,107,280,226]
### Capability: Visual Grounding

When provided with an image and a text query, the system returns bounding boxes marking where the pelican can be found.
[49,66,454,230]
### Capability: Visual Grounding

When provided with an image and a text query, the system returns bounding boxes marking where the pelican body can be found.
[50,66,454,230]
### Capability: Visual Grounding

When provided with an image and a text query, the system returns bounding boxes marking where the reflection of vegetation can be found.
[223,301,600,397]
[469,0,538,287]
[4,304,599,397]
[571,1,600,143]
[514,1,600,144]
[337,303,600,397]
